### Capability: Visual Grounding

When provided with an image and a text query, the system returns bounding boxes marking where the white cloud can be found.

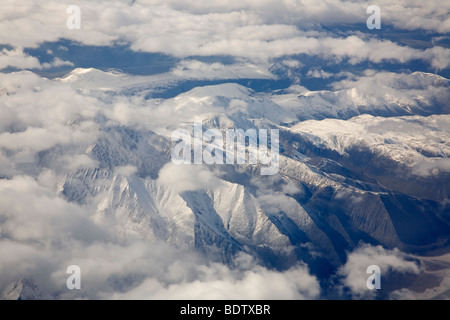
[0,71,100,176]
[41,57,74,69]
[172,60,230,78]
[307,68,332,79]
[282,59,302,68]
[158,163,221,194]
[0,175,320,300]
[0,48,41,70]
[109,261,320,300]
[258,192,301,215]
[0,176,103,245]
[1,1,449,68]
[338,244,420,299]
[423,46,450,71]
[412,158,450,177]
[0,240,55,294]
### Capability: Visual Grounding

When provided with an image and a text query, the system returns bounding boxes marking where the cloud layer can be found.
[1,1,449,300]
[0,175,319,299]
[1,0,449,69]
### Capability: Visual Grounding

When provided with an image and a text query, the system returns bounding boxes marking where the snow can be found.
[10,66,448,282]
[289,114,450,169]
[56,64,275,94]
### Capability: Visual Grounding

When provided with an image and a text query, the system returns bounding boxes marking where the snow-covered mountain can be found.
[271,72,450,120]
[51,68,450,269]
[1,67,449,299]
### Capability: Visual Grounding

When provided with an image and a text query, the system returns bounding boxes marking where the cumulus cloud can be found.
[338,244,420,299]
[106,253,319,300]
[158,163,221,194]
[0,47,72,71]
[0,71,100,176]
[1,0,449,69]
[0,173,319,299]
[0,48,41,70]
[423,46,450,71]
[41,57,74,69]
[0,176,103,245]
[307,68,332,79]
[172,60,233,78]
[258,192,302,216]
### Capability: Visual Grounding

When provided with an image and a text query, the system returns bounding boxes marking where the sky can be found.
[0,0,449,300]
